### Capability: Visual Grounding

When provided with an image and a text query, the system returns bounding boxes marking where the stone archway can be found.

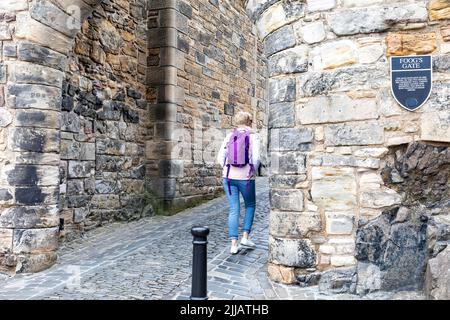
[0,0,102,274]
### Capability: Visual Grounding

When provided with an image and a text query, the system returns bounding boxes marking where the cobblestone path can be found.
[0,177,425,300]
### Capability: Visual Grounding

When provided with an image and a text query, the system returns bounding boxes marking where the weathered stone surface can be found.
[429,0,450,21]
[0,108,12,127]
[325,212,355,235]
[312,40,358,70]
[324,121,384,146]
[306,0,336,12]
[7,84,62,110]
[342,0,383,7]
[269,77,296,103]
[386,33,437,56]
[0,0,29,11]
[270,211,321,237]
[270,189,304,211]
[7,164,59,187]
[361,189,402,209]
[312,154,380,169]
[15,12,72,54]
[297,21,325,44]
[268,102,295,128]
[356,207,428,291]
[269,236,316,268]
[0,205,59,229]
[269,175,307,189]
[319,267,357,294]
[425,246,450,299]
[270,152,306,175]
[9,61,63,87]
[356,262,382,295]
[68,161,94,178]
[297,95,377,124]
[0,23,11,40]
[270,128,313,151]
[268,46,308,76]
[421,112,450,143]
[0,229,13,253]
[300,66,387,97]
[354,147,389,158]
[267,263,296,284]
[13,227,59,254]
[357,38,383,64]
[257,1,305,39]
[15,110,60,129]
[264,25,296,56]
[327,3,427,36]
[11,128,59,153]
[441,25,450,41]
[311,167,357,211]
[18,42,67,71]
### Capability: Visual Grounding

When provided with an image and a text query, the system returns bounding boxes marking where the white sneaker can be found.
[240,237,256,249]
[230,245,239,254]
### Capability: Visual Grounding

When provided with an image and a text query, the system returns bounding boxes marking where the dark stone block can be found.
[7,165,38,186]
[13,128,45,152]
[269,102,295,128]
[67,195,91,208]
[159,160,184,178]
[113,90,125,101]
[178,0,193,19]
[240,58,247,71]
[212,90,220,99]
[0,188,13,201]
[127,87,142,99]
[269,78,296,103]
[3,43,16,57]
[177,35,190,53]
[319,268,357,294]
[136,99,147,109]
[195,51,206,65]
[18,42,67,71]
[264,25,296,57]
[15,187,45,205]
[224,103,235,116]
[74,103,97,119]
[122,106,139,123]
[130,165,146,179]
[61,95,74,111]
[97,102,122,121]
[209,0,219,7]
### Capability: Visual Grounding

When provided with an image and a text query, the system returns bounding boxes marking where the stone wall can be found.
[60,0,149,235]
[146,0,268,212]
[245,0,450,293]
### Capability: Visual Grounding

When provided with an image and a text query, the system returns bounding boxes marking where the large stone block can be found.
[12,227,59,254]
[257,1,305,39]
[268,46,308,76]
[270,152,307,175]
[420,112,450,143]
[269,174,307,189]
[0,229,13,253]
[429,0,450,21]
[270,211,321,237]
[425,246,450,299]
[15,186,58,205]
[311,167,357,211]
[18,42,67,71]
[386,32,437,56]
[270,128,313,151]
[268,77,296,103]
[342,0,383,7]
[306,0,336,12]
[269,236,316,268]
[15,110,60,129]
[267,263,296,284]
[0,108,12,128]
[6,84,62,110]
[270,189,304,211]
[327,3,427,36]
[11,128,60,153]
[0,205,59,228]
[268,102,295,128]
[297,21,326,44]
[6,164,59,187]
[311,40,358,70]
[324,121,384,146]
[311,154,380,169]
[325,212,355,235]
[9,61,63,87]
[0,0,29,11]
[297,95,378,124]
[15,12,72,54]
[264,25,296,56]
[68,161,94,178]
[360,189,402,208]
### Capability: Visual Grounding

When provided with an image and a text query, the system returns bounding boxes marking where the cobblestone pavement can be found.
[0,177,425,300]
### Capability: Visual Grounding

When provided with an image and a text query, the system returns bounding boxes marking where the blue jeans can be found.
[223,178,256,240]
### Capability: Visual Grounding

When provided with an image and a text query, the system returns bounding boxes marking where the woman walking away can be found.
[217,111,261,254]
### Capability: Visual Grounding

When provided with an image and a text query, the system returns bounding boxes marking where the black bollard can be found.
[190,226,210,300]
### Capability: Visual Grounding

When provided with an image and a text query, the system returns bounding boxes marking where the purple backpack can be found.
[224,129,255,195]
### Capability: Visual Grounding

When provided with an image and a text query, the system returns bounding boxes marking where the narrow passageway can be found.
[0,177,425,300]
[0,178,269,299]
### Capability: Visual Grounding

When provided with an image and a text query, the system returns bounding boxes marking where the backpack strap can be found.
[226,164,232,195]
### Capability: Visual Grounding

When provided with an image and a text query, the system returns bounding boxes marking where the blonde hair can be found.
[234,111,252,126]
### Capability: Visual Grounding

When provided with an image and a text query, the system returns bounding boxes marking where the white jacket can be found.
[217,126,261,180]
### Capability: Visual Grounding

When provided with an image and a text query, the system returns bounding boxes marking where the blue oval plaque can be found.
[390,55,432,111]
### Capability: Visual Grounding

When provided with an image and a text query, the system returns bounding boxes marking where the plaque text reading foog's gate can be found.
[390,55,432,111]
